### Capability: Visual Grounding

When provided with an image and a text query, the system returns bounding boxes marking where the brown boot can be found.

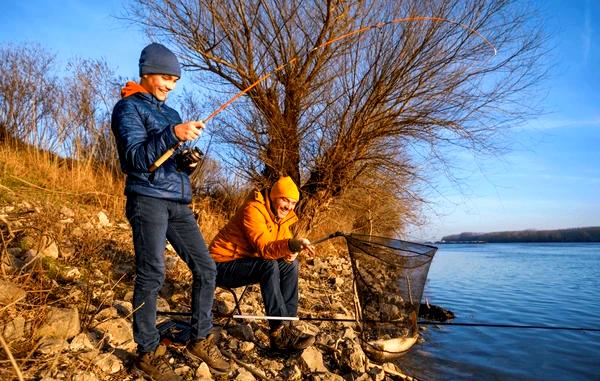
[270,321,316,351]
[185,332,231,374]
[133,344,181,381]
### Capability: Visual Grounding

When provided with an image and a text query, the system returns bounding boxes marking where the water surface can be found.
[397,243,600,380]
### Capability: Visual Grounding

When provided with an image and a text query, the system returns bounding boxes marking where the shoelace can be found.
[201,337,227,362]
[208,343,227,361]
[150,355,173,373]
[279,325,299,346]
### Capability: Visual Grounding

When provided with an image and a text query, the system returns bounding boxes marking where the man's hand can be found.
[298,238,316,256]
[286,237,315,262]
[174,120,206,141]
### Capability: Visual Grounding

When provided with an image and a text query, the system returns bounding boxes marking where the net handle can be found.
[311,231,345,245]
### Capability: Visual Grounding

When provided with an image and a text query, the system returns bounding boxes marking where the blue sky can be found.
[1,0,598,241]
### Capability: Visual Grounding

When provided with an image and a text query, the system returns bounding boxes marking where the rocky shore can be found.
[0,201,445,381]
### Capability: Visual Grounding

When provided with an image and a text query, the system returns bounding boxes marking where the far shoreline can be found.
[438,226,600,244]
[434,240,600,244]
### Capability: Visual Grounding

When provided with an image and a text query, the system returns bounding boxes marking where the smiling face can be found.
[140,74,179,101]
[272,197,298,219]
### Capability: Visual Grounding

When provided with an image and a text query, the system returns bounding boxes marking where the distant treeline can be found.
[441,226,600,243]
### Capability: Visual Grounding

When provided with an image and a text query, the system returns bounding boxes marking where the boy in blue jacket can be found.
[111,43,229,380]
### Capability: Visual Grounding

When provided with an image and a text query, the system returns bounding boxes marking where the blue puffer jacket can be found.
[111,81,192,203]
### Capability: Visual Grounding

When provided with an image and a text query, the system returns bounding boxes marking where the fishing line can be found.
[156,311,600,332]
[149,16,497,171]
[298,316,600,332]
[417,321,600,332]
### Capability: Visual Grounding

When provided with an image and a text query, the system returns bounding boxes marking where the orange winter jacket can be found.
[210,189,298,262]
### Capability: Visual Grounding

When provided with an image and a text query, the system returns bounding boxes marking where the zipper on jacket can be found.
[180,172,185,203]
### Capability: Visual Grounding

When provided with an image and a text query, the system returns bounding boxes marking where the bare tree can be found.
[0,44,61,149]
[61,58,123,171]
[127,0,546,234]
[0,45,124,175]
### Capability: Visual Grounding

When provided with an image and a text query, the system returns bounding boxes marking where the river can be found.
[397,243,600,380]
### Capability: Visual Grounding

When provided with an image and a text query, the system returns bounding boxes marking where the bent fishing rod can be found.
[149,16,497,172]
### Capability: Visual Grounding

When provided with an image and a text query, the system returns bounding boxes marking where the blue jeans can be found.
[126,194,217,353]
[215,258,299,330]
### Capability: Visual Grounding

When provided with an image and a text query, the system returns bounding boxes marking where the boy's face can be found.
[272,197,297,219]
[140,74,179,101]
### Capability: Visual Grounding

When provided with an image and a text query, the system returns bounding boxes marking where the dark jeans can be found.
[126,194,216,353]
[215,257,299,330]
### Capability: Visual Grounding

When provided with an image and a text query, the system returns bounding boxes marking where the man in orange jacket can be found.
[210,176,317,351]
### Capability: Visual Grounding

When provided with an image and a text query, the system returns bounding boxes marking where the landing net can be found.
[344,233,437,361]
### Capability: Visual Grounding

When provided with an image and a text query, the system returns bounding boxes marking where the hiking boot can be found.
[133,344,181,381]
[185,332,231,374]
[269,321,316,351]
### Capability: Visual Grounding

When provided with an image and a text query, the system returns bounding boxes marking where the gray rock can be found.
[95,307,118,322]
[2,315,25,341]
[227,323,255,342]
[195,362,213,380]
[0,280,26,305]
[60,266,81,281]
[2,251,23,273]
[97,211,112,227]
[300,346,327,373]
[124,290,134,302]
[367,366,385,381]
[339,338,367,373]
[35,307,80,340]
[239,341,255,352]
[261,358,284,373]
[214,289,236,315]
[25,236,59,259]
[234,368,256,381]
[93,352,123,374]
[80,349,100,362]
[113,300,133,317]
[81,222,95,231]
[37,337,68,354]
[95,318,134,348]
[314,373,345,381]
[60,206,75,218]
[279,364,302,381]
[70,332,95,352]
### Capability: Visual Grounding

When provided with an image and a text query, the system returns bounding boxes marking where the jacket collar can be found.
[120,81,164,106]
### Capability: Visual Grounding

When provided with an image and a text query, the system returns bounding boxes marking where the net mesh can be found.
[344,233,437,360]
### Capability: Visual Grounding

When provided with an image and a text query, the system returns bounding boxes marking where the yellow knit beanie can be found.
[270,176,300,201]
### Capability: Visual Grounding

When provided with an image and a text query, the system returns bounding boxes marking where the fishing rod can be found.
[149,16,497,172]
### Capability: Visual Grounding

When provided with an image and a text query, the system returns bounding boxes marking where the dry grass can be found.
[0,143,125,216]
[0,142,129,378]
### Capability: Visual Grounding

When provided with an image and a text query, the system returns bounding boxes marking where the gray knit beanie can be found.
[139,43,181,78]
